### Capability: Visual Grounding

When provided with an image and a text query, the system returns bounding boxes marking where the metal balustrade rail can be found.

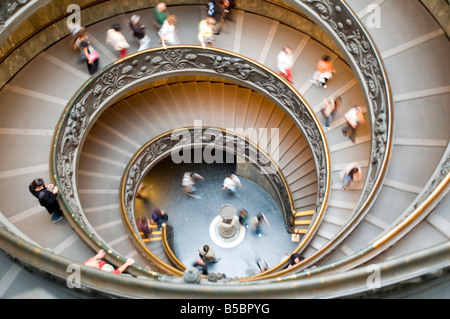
[1,221,449,298]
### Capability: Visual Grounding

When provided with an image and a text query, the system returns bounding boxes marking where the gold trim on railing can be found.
[161,224,186,271]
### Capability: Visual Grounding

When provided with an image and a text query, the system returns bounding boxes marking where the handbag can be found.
[89,50,99,62]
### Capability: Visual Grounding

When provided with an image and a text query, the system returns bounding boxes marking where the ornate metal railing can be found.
[51,45,330,277]
[0,0,32,31]
[1,221,449,298]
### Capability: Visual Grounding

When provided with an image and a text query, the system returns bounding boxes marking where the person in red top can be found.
[83,249,135,274]
[311,55,335,88]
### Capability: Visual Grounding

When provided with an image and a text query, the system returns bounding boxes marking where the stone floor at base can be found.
[135,157,299,278]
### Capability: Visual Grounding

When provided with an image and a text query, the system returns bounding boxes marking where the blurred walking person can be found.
[198,17,216,49]
[159,14,179,49]
[222,173,241,198]
[153,2,168,30]
[106,23,130,58]
[340,163,362,191]
[311,55,335,88]
[74,27,99,74]
[320,96,342,130]
[277,46,294,84]
[129,15,151,51]
[182,172,204,199]
[342,105,365,143]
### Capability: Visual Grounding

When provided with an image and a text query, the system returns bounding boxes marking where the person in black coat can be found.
[29,178,63,223]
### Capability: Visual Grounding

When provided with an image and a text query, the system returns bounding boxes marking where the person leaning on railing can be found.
[83,249,135,274]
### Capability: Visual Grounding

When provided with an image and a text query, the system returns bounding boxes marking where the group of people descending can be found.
[70,1,235,75]
[319,99,365,189]
[136,207,168,240]
[306,55,365,189]
[277,48,365,146]
[276,45,365,145]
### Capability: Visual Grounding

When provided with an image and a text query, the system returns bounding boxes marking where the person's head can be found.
[322,55,330,62]
[75,27,87,38]
[130,15,140,25]
[101,264,115,272]
[156,2,167,12]
[167,15,177,25]
[240,209,247,217]
[154,207,162,216]
[32,178,45,190]
[203,245,209,253]
[112,23,121,31]
[205,17,216,27]
[283,46,292,55]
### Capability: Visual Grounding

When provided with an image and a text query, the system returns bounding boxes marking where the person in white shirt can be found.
[277,46,294,83]
[342,105,365,143]
[222,174,242,198]
[159,14,179,49]
[182,172,204,198]
[106,23,130,58]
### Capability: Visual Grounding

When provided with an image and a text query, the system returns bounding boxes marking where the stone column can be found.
[219,204,236,238]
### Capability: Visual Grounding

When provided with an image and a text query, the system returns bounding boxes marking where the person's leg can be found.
[51,210,63,223]
[348,127,357,143]
[256,224,262,237]
[286,69,293,83]
[325,115,330,128]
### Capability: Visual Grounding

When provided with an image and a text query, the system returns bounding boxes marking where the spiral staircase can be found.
[0,0,449,299]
